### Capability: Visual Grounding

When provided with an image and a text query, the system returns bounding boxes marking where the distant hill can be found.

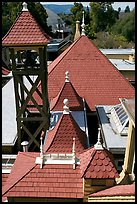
[43,4,87,14]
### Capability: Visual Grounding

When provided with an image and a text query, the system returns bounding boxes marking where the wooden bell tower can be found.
[2,2,51,151]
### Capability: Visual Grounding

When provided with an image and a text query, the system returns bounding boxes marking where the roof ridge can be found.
[48,36,81,75]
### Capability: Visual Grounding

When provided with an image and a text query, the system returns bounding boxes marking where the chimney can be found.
[21,141,29,152]
[74,21,81,41]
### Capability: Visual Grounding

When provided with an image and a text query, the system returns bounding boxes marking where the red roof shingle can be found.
[2,67,10,75]
[2,10,51,46]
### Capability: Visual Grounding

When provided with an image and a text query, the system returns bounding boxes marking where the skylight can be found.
[110,104,129,135]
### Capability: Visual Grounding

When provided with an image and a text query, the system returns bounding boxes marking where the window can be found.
[110,104,129,135]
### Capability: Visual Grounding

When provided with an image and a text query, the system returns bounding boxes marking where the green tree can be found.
[110,9,135,42]
[2,2,52,37]
[70,2,84,35]
[89,2,118,33]
[125,5,130,13]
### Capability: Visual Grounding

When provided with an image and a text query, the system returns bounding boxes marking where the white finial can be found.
[81,11,85,36]
[22,2,28,11]
[94,128,104,150]
[40,132,44,168]
[65,71,69,82]
[63,98,70,114]
[72,138,76,169]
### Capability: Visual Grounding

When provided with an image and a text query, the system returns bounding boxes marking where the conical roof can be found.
[80,147,119,179]
[2,3,51,46]
[44,113,88,155]
[50,71,84,111]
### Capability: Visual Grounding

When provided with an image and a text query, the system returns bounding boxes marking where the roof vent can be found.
[21,141,29,152]
[22,2,28,11]
[63,98,70,114]
[81,11,85,36]
[65,71,69,82]
[94,128,104,150]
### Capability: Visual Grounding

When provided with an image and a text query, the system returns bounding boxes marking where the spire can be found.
[63,98,70,114]
[94,127,104,150]
[74,21,81,41]
[22,2,28,11]
[72,137,76,169]
[81,11,85,36]
[65,71,70,82]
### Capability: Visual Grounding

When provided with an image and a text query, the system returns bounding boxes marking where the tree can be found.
[70,2,84,35]
[2,2,52,37]
[110,9,135,42]
[89,2,118,33]
[125,5,130,13]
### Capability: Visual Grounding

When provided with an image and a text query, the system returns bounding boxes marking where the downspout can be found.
[83,98,90,147]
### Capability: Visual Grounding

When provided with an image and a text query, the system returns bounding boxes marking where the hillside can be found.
[43,4,87,14]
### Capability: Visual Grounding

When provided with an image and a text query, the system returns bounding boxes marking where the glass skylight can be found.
[110,104,129,135]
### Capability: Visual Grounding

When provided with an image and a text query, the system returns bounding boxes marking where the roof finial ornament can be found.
[63,98,70,114]
[72,137,76,169]
[65,71,69,82]
[94,127,104,150]
[40,131,44,168]
[81,10,85,36]
[22,2,28,11]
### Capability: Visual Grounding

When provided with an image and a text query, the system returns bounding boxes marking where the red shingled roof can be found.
[2,152,83,201]
[46,35,134,111]
[80,147,119,179]
[2,10,51,46]
[2,147,120,200]
[89,183,135,197]
[50,80,84,111]
[44,113,88,154]
[2,67,10,75]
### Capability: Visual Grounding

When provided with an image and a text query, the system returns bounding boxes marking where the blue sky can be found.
[40,2,135,11]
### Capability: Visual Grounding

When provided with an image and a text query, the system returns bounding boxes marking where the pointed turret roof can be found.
[46,35,134,111]
[44,99,88,154]
[2,2,51,47]
[50,71,84,111]
[80,127,119,179]
[80,146,119,179]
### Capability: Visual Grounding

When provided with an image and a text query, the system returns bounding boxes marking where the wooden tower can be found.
[2,2,51,151]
